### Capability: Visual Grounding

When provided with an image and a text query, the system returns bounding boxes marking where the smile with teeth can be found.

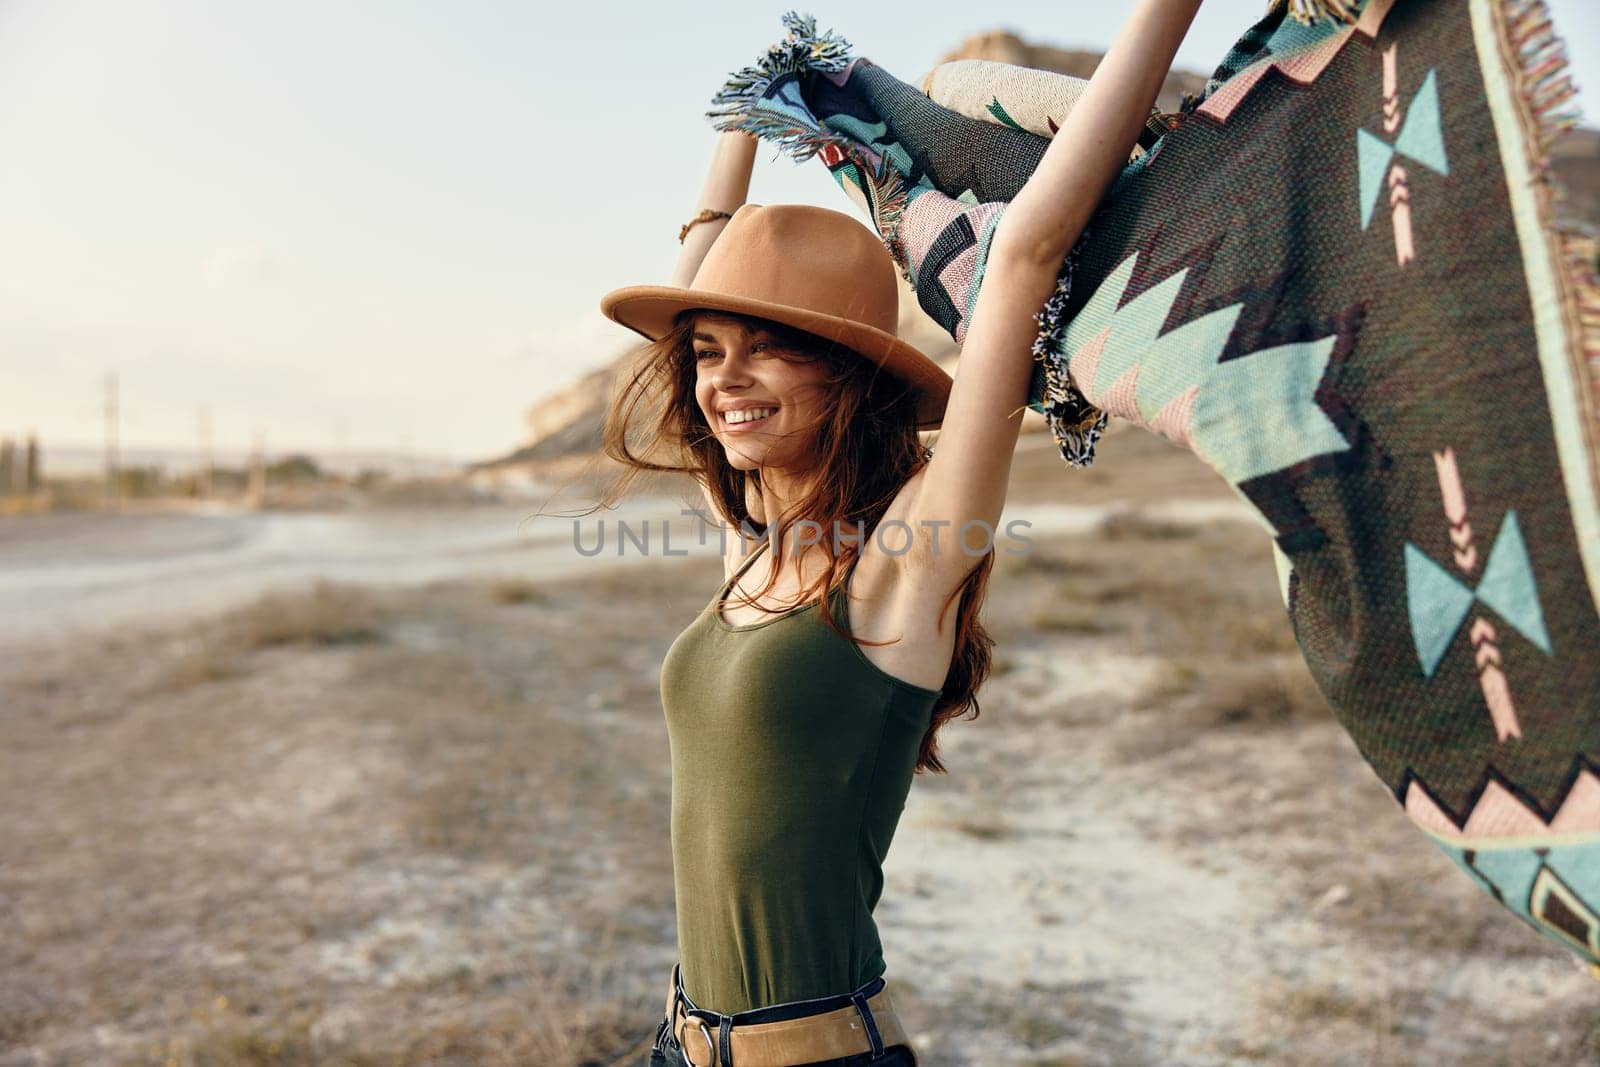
[723,406,777,427]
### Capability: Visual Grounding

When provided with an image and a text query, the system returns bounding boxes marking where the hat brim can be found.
[600,284,951,430]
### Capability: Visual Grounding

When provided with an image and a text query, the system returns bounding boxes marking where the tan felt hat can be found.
[600,203,952,430]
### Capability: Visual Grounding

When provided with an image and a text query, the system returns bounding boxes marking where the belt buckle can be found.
[681,1014,716,1067]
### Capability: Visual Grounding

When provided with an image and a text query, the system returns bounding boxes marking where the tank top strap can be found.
[714,537,864,614]
[837,548,863,600]
[714,536,772,603]
[735,536,772,581]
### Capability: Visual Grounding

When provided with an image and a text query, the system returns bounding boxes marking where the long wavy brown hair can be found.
[572,308,993,774]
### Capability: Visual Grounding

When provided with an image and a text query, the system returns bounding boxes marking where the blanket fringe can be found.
[1498,0,1596,423]
[1276,0,1359,27]
[1028,232,1108,467]
[1503,0,1582,154]
[1569,232,1600,425]
[705,12,914,278]
[706,11,853,120]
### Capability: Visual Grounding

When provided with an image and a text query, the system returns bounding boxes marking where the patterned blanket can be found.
[708,1,1600,970]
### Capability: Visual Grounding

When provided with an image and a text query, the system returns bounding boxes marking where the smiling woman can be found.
[689,312,830,461]
[594,206,983,1065]
[578,3,1206,1063]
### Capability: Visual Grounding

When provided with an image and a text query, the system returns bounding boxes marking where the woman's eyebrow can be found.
[692,328,773,344]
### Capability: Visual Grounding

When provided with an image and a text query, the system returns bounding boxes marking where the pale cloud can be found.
[201,243,280,289]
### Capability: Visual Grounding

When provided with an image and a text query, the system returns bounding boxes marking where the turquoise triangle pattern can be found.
[1357,68,1447,231]
[1357,128,1395,230]
[1477,511,1553,654]
[1404,543,1476,677]
[1394,69,1449,176]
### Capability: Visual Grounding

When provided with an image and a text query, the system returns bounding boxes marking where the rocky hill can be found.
[493,363,614,467]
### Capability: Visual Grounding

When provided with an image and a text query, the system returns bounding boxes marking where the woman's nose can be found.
[711,348,753,385]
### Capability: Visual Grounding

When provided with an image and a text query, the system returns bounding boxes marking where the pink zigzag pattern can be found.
[1406,770,1600,840]
[1195,0,1396,124]
[1069,327,1199,447]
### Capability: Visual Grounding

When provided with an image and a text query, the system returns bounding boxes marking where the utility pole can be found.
[247,425,266,509]
[23,428,39,495]
[0,436,14,497]
[197,406,213,499]
[333,415,349,480]
[104,371,121,511]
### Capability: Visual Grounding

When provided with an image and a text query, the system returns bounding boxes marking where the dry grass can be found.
[1156,656,1329,728]
[1245,979,1600,1064]
[929,978,1136,1066]
[484,576,547,606]
[153,582,390,694]
[226,581,390,650]
[1096,508,1197,542]
[995,509,1293,666]
[1026,603,1121,636]
[1003,424,1232,508]
[161,641,247,691]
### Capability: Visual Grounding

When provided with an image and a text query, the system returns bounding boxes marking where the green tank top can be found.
[659,536,942,1015]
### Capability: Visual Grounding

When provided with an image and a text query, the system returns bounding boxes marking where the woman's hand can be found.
[991,0,1204,269]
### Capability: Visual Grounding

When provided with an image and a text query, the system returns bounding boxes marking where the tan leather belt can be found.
[662,964,916,1067]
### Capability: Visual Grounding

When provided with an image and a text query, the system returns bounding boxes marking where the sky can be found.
[2,0,1596,465]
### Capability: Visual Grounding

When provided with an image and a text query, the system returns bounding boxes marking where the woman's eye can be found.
[695,350,720,362]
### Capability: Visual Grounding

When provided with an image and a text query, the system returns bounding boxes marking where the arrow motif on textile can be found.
[1404,449,1553,741]
[1357,49,1448,265]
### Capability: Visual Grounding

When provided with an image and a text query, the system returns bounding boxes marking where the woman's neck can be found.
[749,466,861,568]
[757,517,862,573]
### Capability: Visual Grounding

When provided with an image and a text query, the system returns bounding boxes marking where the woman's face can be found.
[690,313,831,473]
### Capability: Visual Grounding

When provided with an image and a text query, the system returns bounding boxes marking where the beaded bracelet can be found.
[679,209,734,244]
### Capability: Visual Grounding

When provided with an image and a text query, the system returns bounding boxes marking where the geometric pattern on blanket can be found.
[709,0,1600,971]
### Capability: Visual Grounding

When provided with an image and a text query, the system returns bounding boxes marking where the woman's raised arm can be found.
[669,131,765,572]
[898,0,1203,598]
[670,131,759,289]
[994,0,1204,268]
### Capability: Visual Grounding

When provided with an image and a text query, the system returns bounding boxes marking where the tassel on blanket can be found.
[1570,232,1600,425]
[707,10,853,117]
[1498,0,1596,424]
[1504,0,1582,155]
[1275,0,1360,26]
[1028,233,1107,467]
[706,11,914,275]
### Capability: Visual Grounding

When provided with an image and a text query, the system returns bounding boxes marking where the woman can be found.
[596,3,1203,1062]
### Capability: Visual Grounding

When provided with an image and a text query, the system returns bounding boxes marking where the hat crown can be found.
[689,204,899,336]
[597,202,952,428]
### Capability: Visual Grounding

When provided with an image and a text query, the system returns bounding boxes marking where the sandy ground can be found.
[1,431,1596,1066]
